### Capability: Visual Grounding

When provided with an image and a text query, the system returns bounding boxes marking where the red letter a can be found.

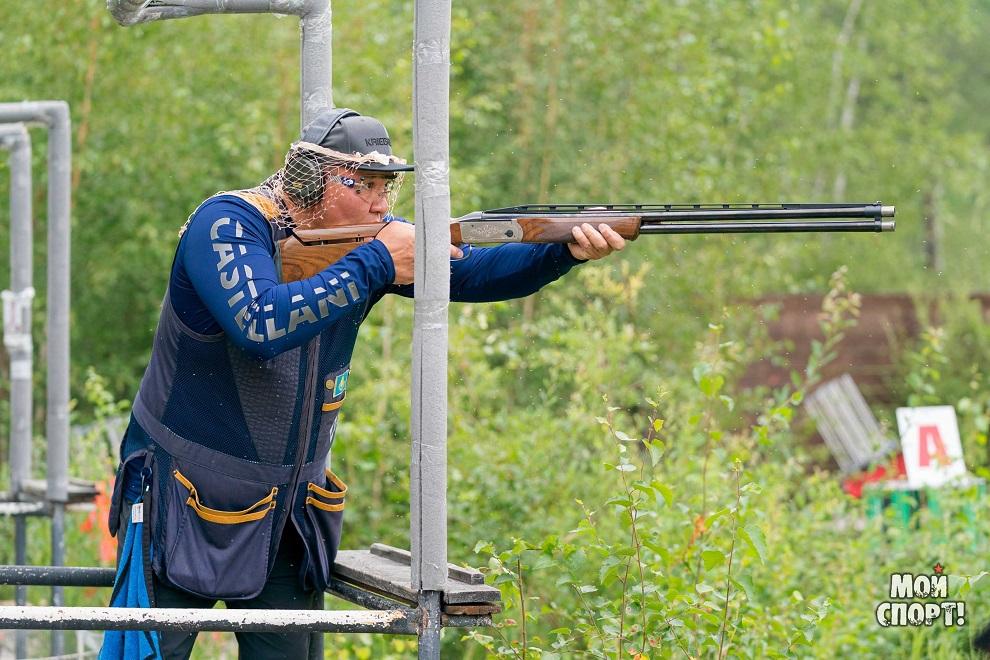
[918,425,948,467]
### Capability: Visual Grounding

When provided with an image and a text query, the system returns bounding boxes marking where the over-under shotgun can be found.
[278,202,895,282]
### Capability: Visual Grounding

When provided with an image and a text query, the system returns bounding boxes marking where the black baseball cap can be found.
[300,108,415,173]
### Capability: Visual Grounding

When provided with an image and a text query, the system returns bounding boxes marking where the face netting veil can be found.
[181,141,407,235]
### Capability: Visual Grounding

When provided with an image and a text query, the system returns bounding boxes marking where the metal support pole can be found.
[411,1,452,656]
[0,101,72,658]
[417,590,442,658]
[0,122,33,660]
[298,0,333,125]
[13,517,27,659]
[43,102,71,516]
[50,506,66,591]
[0,123,33,498]
[47,103,70,660]
[410,0,451,591]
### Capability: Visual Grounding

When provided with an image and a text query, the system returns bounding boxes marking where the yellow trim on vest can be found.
[307,469,347,498]
[321,397,345,413]
[173,469,277,525]
[191,500,276,524]
[306,496,345,512]
[306,469,347,512]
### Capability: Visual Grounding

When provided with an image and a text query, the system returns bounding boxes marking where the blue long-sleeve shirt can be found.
[172,195,583,359]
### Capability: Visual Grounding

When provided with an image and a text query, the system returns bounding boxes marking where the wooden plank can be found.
[329,575,416,607]
[443,602,502,616]
[20,478,98,504]
[370,543,485,584]
[333,549,501,605]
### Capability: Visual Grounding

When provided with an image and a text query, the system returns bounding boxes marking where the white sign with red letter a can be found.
[896,406,967,489]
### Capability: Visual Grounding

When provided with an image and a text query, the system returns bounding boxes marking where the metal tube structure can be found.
[0,104,70,505]
[0,101,72,658]
[0,566,496,629]
[0,606,420,635]
[106,0,332,126]
[13,518,26,659]
[298,1,333,125]
[0,119,33,660]
[411,1,452,657]
[0,123,33,499]
[0,565,115,587]
[410,0,451,594]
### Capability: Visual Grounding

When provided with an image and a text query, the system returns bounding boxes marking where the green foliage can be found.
[895,298,990,481]
[466,271,990,659]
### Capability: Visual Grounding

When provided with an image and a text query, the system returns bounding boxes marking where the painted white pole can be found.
[0,123,33,500]
[410,3,451,655]
[0,121,34,660]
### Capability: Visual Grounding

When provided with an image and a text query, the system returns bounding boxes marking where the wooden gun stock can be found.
[277,224,385,282]
[448,215,643,244]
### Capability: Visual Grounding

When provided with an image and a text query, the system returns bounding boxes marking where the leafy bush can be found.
[895,297,990,481]
[462,270,990,659]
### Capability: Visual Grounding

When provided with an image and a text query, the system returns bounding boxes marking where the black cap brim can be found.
[355,161,415,173]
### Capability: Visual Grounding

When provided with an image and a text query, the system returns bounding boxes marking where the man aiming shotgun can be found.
[105,107,625,659]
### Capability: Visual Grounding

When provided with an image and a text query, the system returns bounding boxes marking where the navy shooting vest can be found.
[122,189,364,599]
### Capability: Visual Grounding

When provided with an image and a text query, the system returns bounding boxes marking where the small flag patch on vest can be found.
[333,369,349,397]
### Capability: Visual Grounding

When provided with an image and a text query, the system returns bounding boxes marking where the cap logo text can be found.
[365,137,391,147]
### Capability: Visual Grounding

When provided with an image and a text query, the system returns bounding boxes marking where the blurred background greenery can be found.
[1,0,990,657]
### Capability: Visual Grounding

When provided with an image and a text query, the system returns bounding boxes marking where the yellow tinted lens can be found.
[354,176,398,204]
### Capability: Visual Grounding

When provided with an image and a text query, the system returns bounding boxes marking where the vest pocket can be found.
[107,449,149,539]
[163,460,279,600]
[302,469,347,591]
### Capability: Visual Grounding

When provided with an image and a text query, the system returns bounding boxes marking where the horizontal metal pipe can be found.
[0,569,493,630]
[0,606,419,634]
[0,565,115,587]
[0,502,48,516]
[327,578,408,611]
[108,0,318,25]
